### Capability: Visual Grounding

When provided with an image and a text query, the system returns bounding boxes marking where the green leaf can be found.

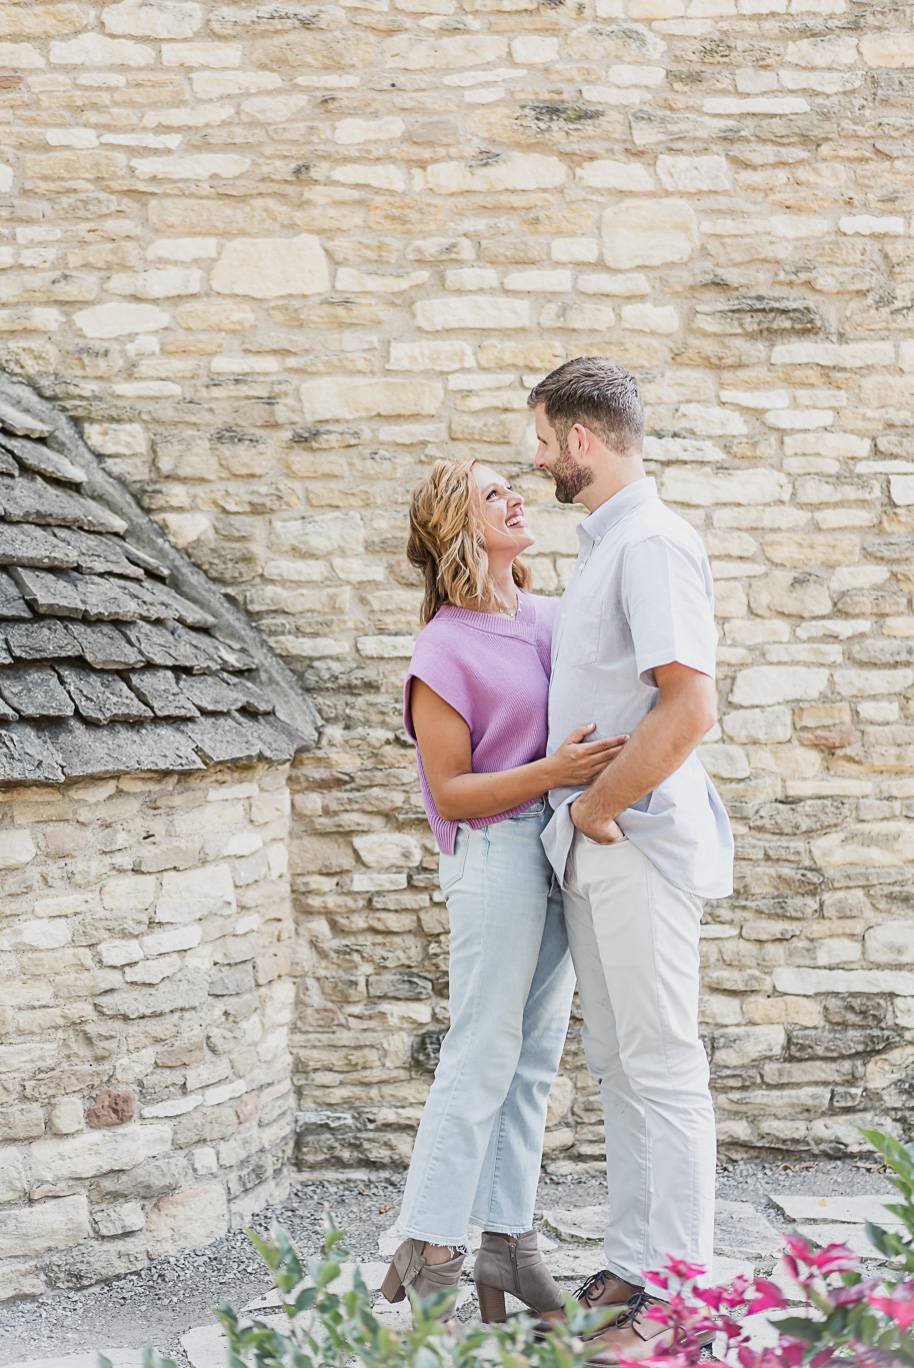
[770,1316,822,1342]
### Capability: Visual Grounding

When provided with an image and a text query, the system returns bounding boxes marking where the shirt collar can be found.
[578,476,658,547]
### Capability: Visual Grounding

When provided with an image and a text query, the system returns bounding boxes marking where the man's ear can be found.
[570,423,589,459]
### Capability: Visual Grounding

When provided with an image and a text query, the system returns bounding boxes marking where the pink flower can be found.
[747,1279,787,1315]
[809,1242,858,1276]
[870,1288,914,1332]
[664,1258,707,1283]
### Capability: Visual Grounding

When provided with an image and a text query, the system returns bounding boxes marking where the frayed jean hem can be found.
[393,1222,469,1254]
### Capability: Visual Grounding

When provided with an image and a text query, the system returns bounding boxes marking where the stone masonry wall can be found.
[0,762,295,1303]
[1,0,913,1171]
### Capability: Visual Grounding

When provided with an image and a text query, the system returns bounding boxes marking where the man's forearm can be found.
[575,703,706,823]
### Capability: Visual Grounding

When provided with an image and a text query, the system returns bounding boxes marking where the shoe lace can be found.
[574,1269,612,1304]
[615,1290,655,1330]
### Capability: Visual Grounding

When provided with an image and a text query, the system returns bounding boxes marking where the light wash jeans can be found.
[563,830,716,1288]
[396,801,575,1246]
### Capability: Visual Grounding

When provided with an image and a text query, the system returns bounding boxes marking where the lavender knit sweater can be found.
[403,590,559,854]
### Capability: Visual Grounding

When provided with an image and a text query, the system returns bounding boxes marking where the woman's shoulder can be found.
[526,592,560,627]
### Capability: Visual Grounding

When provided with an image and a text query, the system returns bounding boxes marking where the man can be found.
[528,357,734,1363]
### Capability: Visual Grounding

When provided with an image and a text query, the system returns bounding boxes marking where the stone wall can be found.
[0,761,295,1303]
[1,0,913,1171]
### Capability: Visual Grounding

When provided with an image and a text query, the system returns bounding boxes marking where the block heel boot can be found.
[381,1239,465,1324]
[473,1231,565,1330]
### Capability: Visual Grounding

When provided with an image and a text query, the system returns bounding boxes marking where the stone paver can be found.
[770,1194,901,1226]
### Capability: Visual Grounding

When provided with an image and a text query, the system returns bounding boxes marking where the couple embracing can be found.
[381,357,734,1363]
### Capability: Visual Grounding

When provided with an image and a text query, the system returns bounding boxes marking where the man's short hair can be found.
[526,356,644,454]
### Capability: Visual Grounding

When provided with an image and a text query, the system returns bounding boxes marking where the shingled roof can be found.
[0,373,319,784]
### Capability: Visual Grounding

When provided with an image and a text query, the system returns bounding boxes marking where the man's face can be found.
[532,405,592,505]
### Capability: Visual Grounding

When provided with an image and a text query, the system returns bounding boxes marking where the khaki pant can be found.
[563,830,715,1287]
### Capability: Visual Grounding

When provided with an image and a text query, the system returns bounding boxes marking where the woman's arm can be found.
[411,677,626,821]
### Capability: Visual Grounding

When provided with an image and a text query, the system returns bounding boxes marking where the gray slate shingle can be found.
[0,379,312,781]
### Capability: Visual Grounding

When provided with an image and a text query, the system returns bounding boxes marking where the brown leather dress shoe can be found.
[585,1290,716,1364]
[575,1268,643,1315]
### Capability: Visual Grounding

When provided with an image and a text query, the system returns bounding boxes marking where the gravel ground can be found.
[0,1159,896,1368]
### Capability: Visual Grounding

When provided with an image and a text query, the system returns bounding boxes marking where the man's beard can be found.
[551,445,591,504]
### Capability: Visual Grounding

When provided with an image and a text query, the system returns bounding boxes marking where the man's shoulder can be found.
[622,500,707,557]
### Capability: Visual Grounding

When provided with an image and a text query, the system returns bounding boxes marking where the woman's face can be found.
[474,464,535,559]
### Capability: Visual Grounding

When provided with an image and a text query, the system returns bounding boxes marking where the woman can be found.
[381,457,624,1327]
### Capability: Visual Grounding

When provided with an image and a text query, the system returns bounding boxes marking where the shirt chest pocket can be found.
[560,593,602,666]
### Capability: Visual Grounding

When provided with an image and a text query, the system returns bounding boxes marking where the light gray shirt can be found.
[543,476,734,900]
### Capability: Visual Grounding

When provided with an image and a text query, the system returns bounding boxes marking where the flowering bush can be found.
[102,1127,914,1368]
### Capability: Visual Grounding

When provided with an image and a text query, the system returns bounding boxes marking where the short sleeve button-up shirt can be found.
[543,476,734,900]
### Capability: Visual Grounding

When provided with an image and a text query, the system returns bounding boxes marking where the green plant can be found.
[98,1127,914,1368]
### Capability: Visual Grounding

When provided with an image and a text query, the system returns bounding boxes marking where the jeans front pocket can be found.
[439,824,470,892]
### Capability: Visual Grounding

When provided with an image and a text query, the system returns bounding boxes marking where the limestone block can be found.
[0,1196,90,1258]
[602,200,698,269]
[424,152,564,195]
[621,304,679,333]
[771,341,894,369]
[381,34,508,69]
[335,269,429,294]
[865,922,914,965]
[414,297,528,331]
[84,422,147,456]
[0,43,46,68]
[0,1260,44,1302]
[700,743,750,779]
[209,234,329,299]
[721,705,791,744]
[241,93,309,123]
[162,41,242,66]
[575,160,654,191]
[890,474,914,506]
[578,272,650,296]
[750,571,832,619]
[334,118,405,145]
[774,967,914,996]
[142,925,202,955]
[0,917,71,951]
[0,1150,27,1202]
[504,269,571,293]
[107,267,201,299]
[0,829,35,867]
[539,302,615,331]
[101,874,156,913]
[662,467,790,507]
[45,1235,147,1289]
[356,636,415,658]
[713,1025,785,1066]
[101,2,203,37]
[0,6,88,37]
[764,409,833,430]
[30,1124,171,1183]
[566,22,665,61]
[93,1201,145,1236]
[643,436,726,464]
[387,341,474,372]
[49,1097,84,1135]
[729,667,829,706]
[132,154,250,180]
[353,833,423,868]
[860,34,914,67]
[49,33,154,63]
[833,668,913,697]
[156,863,236,924]
[656,154,730,192]
[300,378,442,422]
[839,215,905,236]
[73,303,170,338]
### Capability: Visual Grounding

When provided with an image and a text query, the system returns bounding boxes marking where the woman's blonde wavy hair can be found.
[407,457,531,625]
